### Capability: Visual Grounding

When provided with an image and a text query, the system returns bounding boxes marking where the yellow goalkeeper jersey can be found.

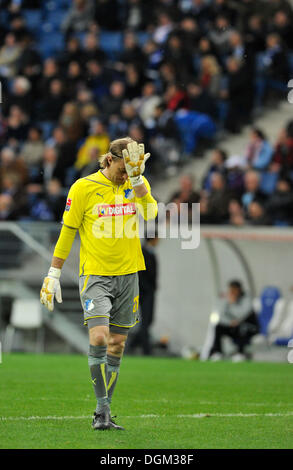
[55,170,158,276]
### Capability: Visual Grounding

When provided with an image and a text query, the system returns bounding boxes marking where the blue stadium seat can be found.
[42,0,69,12]
[23,9,43,32]
[260,172,278,195]
[45,10,67,30]
[137,31,151,47]
[37,31,65,59]
[258,286,281,336]
[99,31,123,60]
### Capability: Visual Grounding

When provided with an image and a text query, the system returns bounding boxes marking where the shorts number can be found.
[133,296,139,313]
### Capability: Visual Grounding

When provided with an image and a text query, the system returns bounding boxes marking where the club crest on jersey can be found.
[124,188,133,199]
[85,299,94,312]
[97,203,136,218]
[65,198,72,211]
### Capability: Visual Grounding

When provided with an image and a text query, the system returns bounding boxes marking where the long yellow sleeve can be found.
[53,224,77,260]
[135,191,158,221]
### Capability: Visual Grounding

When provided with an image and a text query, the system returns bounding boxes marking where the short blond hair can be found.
[99,136,134,168]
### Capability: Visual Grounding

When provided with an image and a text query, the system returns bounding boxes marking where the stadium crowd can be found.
[0,0,292,224]
[170,119,293,226]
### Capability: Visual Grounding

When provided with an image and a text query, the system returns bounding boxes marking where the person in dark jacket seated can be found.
[128,234,159,355]
[209,280,259,361]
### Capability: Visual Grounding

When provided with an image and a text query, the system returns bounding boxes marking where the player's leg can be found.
[105,273,139,429]
[88,323,111,430]
[79,275,115,430]
[107,331,127,404]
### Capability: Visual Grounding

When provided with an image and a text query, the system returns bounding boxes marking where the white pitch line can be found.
[1,412,293,422]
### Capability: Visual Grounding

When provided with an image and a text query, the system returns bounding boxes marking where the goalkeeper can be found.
[40,137,158,431]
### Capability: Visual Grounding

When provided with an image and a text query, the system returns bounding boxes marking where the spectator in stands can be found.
[271,127,293,176]
[244,128,273,170]
[242,170,267,211]
[3,76,32,118]
[209,15,232,56]
[228,199,245,226]
[225,154,245,198]
[124,0,152,31]
[224,57,254,133]
[266,177,293,225]
[20,126,44,168]
[5,105,29,145]
[0,32,22,78]
[208,0,237,24]
[197,36,219,61]
[153,11,174,45]
[59,102,84,142]
[142,39,164,75]
[244,14,266,53]
[228,30,256,75]
[0,193,15,220]
[209,280,257,361]
[86,59,110,103]
[94,0,120,30]
[58,37,83,70]
[178,17,201,56]
[199,55,222,98]
[247,200,271,225]
[62,0,95,37]
[135,81,161,125]
[163,33,194,81]
[203,172,231,224]
[187,81,217,118]
[168,175,200,219]
[39,79,67,122]
[29,145,64,189]
[270,9,293,50]
[180,0,210,29]
[45,178,67,222]
[79,147,101,178]
[48,126,77,173]
[236,0,266,28]
[118,31,145,69]
[17,33,41,82]
[83,32,106,65]
[100,81,126,119]
[259,33,289,93]
[66,61,84,99]
[202,148,227,191]
[124,62,145,100]
[150,103,181,172]
[111,101,143,139]
[264,0,293,22]
[75,119,110,170]
[164,83,188,112]
[37,58,60,99]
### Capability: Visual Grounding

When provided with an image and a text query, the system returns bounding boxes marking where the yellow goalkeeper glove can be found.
[122,142,151,187]
[40,267,62,312]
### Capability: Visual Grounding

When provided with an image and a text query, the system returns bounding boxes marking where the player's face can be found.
[110,158,129,185]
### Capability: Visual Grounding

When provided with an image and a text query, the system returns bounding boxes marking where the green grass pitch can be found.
[0,354,292,449]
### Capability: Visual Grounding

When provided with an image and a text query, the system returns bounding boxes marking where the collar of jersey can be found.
[85,170,129,189]
[91,170,118,187]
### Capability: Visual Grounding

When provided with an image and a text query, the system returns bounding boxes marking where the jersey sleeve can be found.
[134,176,158,221]
[62,180,86,229]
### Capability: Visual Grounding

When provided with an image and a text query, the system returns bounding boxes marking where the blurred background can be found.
[0,0,293,362]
